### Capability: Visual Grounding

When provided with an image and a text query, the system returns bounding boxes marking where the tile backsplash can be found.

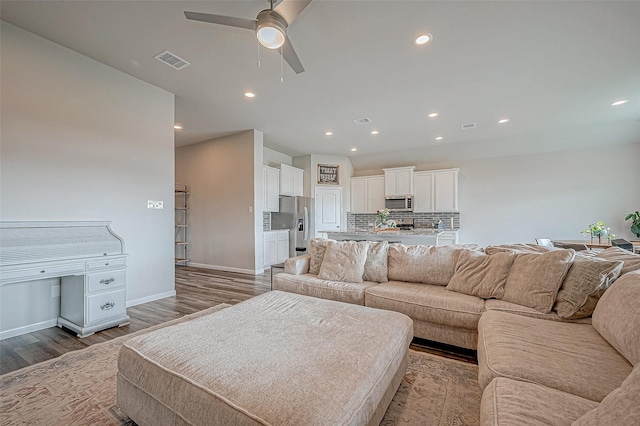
[348,212,460,230]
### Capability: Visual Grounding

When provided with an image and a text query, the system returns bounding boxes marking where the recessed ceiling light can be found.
[611,99,628,106]
[435,136,444,141]
[414,34,433,45]
[371,130,379,135]
[325,131,333,136]
[350,148,357,152]
[244,91,256,98]
[174,124,183,130]
[428,112,439,118]
[497,118,510,124]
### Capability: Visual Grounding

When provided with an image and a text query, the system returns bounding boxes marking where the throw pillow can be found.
[362,241,389,283]
[554,255,624,319]
[308,238,333,275]
[500,249,575,313]
[446,250,515,299]
[485,244,559,255]
[592,270,640,366]
[317,240,368,283]
[595,247,640,276]
[573,363,640,425]
[387,244,465,285]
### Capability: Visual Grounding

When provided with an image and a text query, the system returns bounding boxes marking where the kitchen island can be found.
[326,229,458,246]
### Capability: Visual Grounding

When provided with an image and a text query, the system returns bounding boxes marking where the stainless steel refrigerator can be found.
[270,196,315,257]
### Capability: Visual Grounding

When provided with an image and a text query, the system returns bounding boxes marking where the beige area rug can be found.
[1,306,481,426]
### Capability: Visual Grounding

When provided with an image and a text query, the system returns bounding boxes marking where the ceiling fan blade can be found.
[184,11,256,31]
[282,38,305,74]
[273,0,312,26]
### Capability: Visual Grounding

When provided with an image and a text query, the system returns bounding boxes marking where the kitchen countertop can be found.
[331,228,458,236]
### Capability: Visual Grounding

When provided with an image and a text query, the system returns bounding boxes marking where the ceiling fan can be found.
[184,0,311,74]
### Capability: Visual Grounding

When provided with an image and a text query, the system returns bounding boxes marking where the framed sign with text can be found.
[317,164,339,185]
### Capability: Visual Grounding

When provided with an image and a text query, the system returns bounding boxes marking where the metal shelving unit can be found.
[175,184,189,265]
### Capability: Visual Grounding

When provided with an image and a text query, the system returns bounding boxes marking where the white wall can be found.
[175,130,264,273]
[263,147,292,167]
[0,23,176,334]
[456,143,640,245]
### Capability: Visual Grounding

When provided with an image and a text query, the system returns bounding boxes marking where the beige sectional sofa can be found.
[272,240,640,425]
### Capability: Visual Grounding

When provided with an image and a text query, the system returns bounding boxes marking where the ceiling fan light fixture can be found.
[256,10,287,49]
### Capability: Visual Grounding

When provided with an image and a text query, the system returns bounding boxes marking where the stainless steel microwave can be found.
[384,195,413,212]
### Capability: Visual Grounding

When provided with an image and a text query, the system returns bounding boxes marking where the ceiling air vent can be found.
[461,123,476,130]
[353,117,372,125]
[154,50,191,70]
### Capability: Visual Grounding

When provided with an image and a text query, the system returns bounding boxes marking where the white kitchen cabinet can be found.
[437,231,459,246]
[413,171,435,212]
[383,166,415,196]
[414,168,459,212]
[263,230,290,267]
[434,169,459,212]
[350,175,385,213]
[262,166,280,212]
[279,164,304,197]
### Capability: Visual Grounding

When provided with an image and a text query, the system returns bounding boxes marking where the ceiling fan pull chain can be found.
[280,47,284,83]
[257,43,261,69]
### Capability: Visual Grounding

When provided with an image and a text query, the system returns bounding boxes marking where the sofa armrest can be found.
[284,254,311,275]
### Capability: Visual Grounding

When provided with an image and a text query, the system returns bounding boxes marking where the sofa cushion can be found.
[446,250,515,299]
[573,363,640,425]
[592,270,640,366]
[554,255,623,319]
[485,244,559,255]
[387,244,463,285]
[481,377,598,426]
[500,249,575,313]
[308,238,332,275]
[318,240,368,283]
[595,246,640,275]
[362,241,389,283]
[273,273,379,305]
[485,299,592,324]
[478,310,632,402]
[365,281,485,330]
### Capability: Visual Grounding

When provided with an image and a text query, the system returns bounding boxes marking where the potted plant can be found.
[581,221,613,244]
[625,211,640,238]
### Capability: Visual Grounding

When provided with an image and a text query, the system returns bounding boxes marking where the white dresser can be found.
[0,221,130,338]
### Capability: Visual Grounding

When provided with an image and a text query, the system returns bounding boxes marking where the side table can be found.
[270,262,285,290]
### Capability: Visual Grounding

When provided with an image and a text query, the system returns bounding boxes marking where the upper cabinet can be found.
[383,166,415,196]
[262,166,280,212]
[280,164,304,197]
[350,176,385,213]
[413,168,459,212]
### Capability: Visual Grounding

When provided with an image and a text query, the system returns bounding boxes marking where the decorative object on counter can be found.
[375,208,396,229]
[581,221,615,244]
[624,211,640,238]
[317,164,339,185]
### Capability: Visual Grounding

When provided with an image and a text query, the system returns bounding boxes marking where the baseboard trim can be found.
[1,319,58,340]
[126,290,176,308]
[188,262,262,275]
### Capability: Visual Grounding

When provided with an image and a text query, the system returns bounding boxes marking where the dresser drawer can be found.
[1,262,85,283]
[87,289,126,323]
[86,257,126,270]
[87,269,126,293]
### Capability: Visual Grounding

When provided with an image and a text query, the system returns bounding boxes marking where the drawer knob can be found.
[40,270,46,274]
[99,278,115,285]
[100,302,115,311]
[105,263,110,266]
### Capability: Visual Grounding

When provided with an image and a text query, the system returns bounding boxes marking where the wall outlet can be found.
[51,284,61,298]
[147,200,164,209]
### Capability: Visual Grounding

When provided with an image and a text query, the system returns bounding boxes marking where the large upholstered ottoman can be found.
[116,290,413,426]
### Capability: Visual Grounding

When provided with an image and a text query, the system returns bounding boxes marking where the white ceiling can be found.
[2,1,639,171]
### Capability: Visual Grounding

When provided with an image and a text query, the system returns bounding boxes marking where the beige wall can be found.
[175,131,264,273]
[0,23,176,334]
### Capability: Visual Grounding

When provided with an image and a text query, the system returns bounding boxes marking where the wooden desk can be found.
[553,240,640,253]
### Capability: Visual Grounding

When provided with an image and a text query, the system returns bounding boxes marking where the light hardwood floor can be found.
[0,266,475,375]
